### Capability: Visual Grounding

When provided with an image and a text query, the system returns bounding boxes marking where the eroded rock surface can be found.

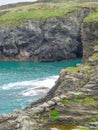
[0,44,98,130]
[0,8,96,61]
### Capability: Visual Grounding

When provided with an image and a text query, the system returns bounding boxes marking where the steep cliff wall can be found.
[0,7,98,130]
[82,21,98,63]
[0,30,98,130]
[0,7,96,61]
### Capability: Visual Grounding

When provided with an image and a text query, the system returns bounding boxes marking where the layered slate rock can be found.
[0,45,98,130]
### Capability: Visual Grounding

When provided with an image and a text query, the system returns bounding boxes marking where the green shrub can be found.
[84,97,94,102]
[84,97,97,107]
[50,109,59,122]
[61,99,69,105]
[84,12,98,23]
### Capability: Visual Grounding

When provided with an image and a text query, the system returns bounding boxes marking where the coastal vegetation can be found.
[0,1,98,26]
[66,65,91,73]
[84,12,98,23]
[50,109,59,122]
[0,0,98,130]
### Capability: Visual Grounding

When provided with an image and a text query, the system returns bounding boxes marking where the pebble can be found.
[35,106,44,113]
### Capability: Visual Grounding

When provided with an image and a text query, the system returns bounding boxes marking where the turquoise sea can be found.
[0,59,82,114]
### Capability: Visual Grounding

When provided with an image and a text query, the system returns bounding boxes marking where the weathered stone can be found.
[0,8,96,62]
[40,102,50,108]
[52,97,61,102]
[60,95,67,99]
[15,123,20,129]
[57,102,64,107]
[35,106,44,113]
[90,122,98,127]
[47,100,55,106]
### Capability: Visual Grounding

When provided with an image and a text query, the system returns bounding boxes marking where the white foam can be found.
[21,75,59,96]
[2,76,59,96]
[2,80,35,90]
[21,86,49,96]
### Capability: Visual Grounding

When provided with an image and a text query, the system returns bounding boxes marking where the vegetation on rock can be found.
[84,12,98,23]
[0,1,98,26]
[50,109,59,122]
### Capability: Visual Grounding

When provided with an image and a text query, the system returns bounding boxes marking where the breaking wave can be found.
[2,75,59,96]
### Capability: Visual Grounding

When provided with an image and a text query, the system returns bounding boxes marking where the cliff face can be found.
[0,9,98,130]
[0,35,98,130]
[0,8,96,61]
[82,22,98,63]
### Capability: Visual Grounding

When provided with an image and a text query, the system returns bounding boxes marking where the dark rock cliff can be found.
[0,26,98,130]
[0,8,96,61]
[82,22,98,63]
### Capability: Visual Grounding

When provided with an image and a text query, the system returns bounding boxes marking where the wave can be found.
[21,86,49,96]
[2,75,59,96]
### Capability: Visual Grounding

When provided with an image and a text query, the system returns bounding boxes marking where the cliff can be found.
[82,18,98,64]
[0,10,98,130]
[0,56,98,130]
[0,47,98,130]
[0,1,97,61]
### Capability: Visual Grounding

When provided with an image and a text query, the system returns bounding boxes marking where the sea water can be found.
[0,59,82,114]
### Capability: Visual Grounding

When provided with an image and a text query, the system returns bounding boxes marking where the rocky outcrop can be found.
[0,52,98,130]
[0,41,98,130]
[82,22,98,63]
[0,8,96,61]
[0,6,98,130]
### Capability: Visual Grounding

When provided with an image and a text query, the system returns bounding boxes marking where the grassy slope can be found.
[0,0,98,26]
[84,12,98,23]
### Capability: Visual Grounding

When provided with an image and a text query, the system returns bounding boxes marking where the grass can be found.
[0,1,98,27]
[89,52,98,62]
[66,65,90,73]
[91,52,98,59]
[61,99,70,105]
[70,95,98,108]
[66,67,80,72]
[84,12,98,23]
[83,97,97,107]
[0,3,77,25]
[50,109,59,122]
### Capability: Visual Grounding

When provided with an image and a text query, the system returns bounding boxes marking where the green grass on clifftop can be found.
[0,1,98,26]
[0,3,76,23]
[84,12,98,23]
[0,3,77,24]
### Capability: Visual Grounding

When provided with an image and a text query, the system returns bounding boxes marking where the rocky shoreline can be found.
[0,45,98,130]
[0,2,98,130]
